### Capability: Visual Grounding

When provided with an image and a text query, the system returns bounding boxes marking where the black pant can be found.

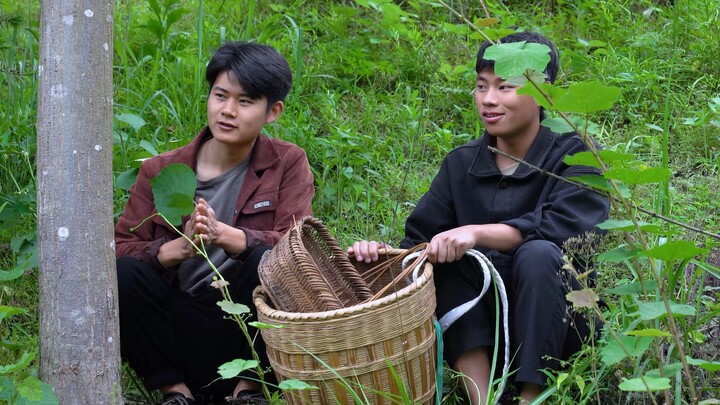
[434,240,596,386]
[117,246,272,399]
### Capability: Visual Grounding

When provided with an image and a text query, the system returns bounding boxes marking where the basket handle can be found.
[362,243,430,302]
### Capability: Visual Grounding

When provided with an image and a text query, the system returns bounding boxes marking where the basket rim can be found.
[253,261,433,321]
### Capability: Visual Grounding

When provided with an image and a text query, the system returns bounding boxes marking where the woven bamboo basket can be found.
[257,216,373,312]
[253,248,437,405]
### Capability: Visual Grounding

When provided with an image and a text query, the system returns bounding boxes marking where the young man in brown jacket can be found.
[115,42,314,405]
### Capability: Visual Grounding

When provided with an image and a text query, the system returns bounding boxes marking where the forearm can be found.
[157,237,194,268]
[472,223,523,252]
[212,222,248,255]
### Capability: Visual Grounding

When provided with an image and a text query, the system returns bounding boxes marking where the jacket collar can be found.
[468,126,557,178]
[180,127,281,173]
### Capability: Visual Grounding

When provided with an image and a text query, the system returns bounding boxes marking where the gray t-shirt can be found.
[177,159,249,295]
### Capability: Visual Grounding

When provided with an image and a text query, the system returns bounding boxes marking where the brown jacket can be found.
[114,127,314,282]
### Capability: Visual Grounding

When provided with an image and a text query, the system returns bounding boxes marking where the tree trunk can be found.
[36,1,120,404]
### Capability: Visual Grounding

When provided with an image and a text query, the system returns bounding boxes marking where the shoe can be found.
[225,389,268,405]
[159,392,196,405]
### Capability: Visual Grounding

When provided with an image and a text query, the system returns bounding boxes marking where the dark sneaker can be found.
[225,390,268,405]
[159,392,196,405]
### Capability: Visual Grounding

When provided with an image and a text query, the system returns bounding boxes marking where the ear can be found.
[265,101,284,124]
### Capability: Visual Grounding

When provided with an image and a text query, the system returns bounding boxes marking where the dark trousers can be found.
[434,240,595,386]
[117,246,272,399]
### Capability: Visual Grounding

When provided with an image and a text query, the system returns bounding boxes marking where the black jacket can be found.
[401,127,610,262]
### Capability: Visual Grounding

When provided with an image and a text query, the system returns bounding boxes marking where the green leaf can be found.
[217,300,250,315]
[564,150,635,168]
[568,174,614,193]
[619,376,671,391]
[569,174,631,197]
[16,376,43,402]
[553,81,621,113]
[115,113,146,133]
[483,41,552,79]
[598,247,643,263]
[0,351,34,374]
[601,335,653,365]
[597,219,663,234]
[641,240,707,262]
[627,328,671,337]
[646,362,683,378]
[634,301,696,321]
[474,17,500,28]
[541,116,600,135]
[0,266,24,282]
[278,379,317,390]
[686,356,720,372]
[12,380,57,405]
[116,167,140,190]
[506,69,547,87]
[603,167,671,185]
[248,321,284,329]
[217,359,259,379]
[149,163,196,225]
[139,139,159,157]
[605,280,658,295]
[0,305,27,324]
[517,81,564,110]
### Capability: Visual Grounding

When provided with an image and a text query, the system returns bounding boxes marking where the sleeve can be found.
[501,144,610,245]
[114,160,178,273]
[400,158,458,249]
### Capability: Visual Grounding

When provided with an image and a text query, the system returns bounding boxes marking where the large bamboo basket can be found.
[253,248,437,405]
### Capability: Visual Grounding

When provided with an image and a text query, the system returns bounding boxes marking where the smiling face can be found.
[474,69,541,145]
[206,70,282,153]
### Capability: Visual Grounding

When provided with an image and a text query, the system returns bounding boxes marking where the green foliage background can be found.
[1,0,720,403]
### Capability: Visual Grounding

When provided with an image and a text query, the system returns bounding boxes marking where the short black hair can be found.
[206,41,292,109]
[475,31,559,84]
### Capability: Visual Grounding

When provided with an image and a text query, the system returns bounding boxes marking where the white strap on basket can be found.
[402,248,510,405]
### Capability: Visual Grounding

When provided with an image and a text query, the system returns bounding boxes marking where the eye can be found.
[214,92,227,100]
[475,84,487,92]
[238,98,252,105]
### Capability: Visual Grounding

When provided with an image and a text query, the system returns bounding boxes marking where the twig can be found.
[488,146,720,241]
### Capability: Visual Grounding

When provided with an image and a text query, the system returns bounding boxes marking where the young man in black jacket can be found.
[349,31,609,404]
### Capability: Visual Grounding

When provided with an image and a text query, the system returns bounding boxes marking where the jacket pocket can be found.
[239,191,278,229]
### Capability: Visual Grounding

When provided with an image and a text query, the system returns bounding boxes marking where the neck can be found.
[196,137,254,181]
[493,123,540,165]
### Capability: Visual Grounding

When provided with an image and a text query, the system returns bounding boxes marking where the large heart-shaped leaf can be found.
[149,163,196,226]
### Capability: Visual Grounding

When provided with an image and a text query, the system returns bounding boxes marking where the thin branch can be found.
[488,146,720,241]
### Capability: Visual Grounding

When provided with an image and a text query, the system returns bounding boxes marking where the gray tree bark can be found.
[36,1,121,404]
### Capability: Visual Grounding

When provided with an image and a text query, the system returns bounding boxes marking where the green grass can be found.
[2,0,720,403]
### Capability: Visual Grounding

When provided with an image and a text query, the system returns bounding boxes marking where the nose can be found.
[221,101,237,117]
[482,87,498,105]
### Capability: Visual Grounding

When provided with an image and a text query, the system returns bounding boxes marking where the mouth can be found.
[482,111,504,123]
[217,121,237,130]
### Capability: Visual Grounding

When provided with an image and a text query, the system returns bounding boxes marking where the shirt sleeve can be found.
[501,146,610,245]
[114,161,178,275]
[401,158,458,249]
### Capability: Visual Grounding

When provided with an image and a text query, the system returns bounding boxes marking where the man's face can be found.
[206,71,281,150]
[473,69,541,142]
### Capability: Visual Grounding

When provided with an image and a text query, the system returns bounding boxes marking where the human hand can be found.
[347,240,389,263]
[428,225,479,263]
[191,198,225,245]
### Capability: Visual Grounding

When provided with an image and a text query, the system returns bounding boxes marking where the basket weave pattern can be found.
[257,216,373,312]
[254,245,437,404]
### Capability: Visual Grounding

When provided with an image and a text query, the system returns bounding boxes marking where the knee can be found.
[116,257,148,296]
[513,240,564,283]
